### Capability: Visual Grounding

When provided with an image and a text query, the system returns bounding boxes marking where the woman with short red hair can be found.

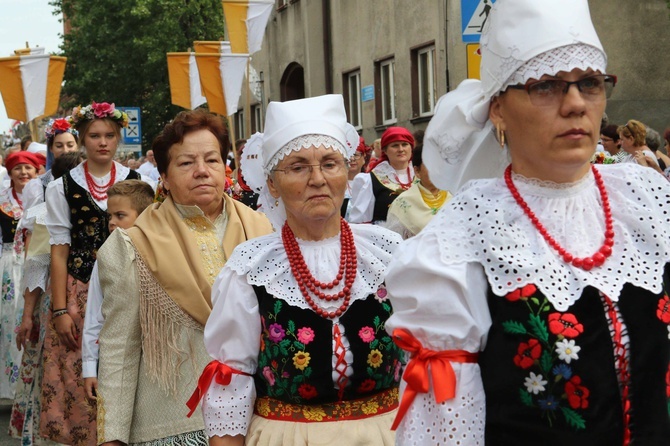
[349,127,415,224]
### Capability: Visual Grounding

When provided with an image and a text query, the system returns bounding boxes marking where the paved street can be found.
[0,399,19,446]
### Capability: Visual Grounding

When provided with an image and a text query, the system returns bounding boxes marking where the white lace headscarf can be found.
[241,95,360,230]
[423,0,607,193]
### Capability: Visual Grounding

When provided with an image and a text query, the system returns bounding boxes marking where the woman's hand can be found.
[54,312,79,350]
[84,377,98,400]
[15,315,33,350]
[634,150,649,166]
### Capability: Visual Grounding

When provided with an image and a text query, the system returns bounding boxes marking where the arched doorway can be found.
[280,62,305,101]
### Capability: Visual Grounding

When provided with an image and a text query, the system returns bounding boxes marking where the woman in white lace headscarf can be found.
[188,94,405,446]
[385,0,670,445]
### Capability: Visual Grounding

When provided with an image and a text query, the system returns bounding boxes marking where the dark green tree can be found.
[50,0,226,150]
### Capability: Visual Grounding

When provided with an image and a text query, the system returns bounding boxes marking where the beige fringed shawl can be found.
[127,194,272,391]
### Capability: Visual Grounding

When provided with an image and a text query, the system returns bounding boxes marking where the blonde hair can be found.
[107,180,154,214]
[617,120,647,147]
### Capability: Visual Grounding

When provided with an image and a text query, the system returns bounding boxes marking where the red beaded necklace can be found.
[11,189,22,210]
[504,165,614,271]
[282,218,358,319]
[84,161,116,201]
[394,166,413,190]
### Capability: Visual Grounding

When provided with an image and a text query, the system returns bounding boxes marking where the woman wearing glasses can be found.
[385,0,670,444]
[342,138,370,220]
[188,95,404,445]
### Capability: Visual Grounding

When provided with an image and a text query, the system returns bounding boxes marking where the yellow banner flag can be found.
[221,0,274,54]
[193,41,232,54]
[0,54,66,122]
[166,53,207,110]
[193,53,249,116]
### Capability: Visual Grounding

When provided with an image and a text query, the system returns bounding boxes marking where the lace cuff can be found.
[23,255,50,292]
[202,373,255,438]
[49,233,71,246]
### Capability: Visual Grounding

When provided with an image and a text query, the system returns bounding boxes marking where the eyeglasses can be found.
[600,137,613,143]
[506,74,617,106]
[351,152,364,160]
[273,159,348,180]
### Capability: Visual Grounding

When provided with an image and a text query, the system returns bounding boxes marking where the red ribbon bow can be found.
[186,360,249,417]
[390,328,479,431]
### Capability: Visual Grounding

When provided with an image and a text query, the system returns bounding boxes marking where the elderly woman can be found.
[95,109,271,446]
[349,127,415,224]
[385,0,670,445]
[188,95,404,445]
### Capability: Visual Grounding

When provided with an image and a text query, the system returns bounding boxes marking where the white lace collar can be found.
[226,223,402,315]
[69,161,132,207]
[426,164,670,311]
[372,160,414,186]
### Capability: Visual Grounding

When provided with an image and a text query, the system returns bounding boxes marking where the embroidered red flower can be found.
[656,295,670,324]
[298,383,318,400]
[565,376,590,409]
[548,313,584,338]
[505,284,537,302]
[358,379,376,392]
[513,338,542,369]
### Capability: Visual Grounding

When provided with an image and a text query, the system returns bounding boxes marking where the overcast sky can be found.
[0,0,63,134]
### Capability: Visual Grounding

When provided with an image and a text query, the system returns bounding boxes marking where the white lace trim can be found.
[501,44,607,91]
[425,164,670,311]
[23,253,51,292]
[226,224,401,313]
[49,233,71,246]
[371,161,414,189]
[263,134,347,175]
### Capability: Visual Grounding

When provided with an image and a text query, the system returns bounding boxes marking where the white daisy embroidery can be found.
[555,339,581,364]
[524,372,547,395]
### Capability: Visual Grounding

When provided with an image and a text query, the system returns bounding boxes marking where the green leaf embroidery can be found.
[381,336,393,344]
[288,320,296,334]
[382,302,391,313]
[540,351,553,375]
[273,300,282,315]
[519,388,533,407]
[530,297,540,306]
[293,374,305,383]
[502,320,528,335]
[294,341,306,350]
[304,367,313,378]
[373,315,381,328]
[370,339,380,349]
[560,406,586,430]
[290,383,298,395]
[529,314,549,343]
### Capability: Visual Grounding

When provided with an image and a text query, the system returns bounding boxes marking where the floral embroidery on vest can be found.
[656,291,670,416]
[502,284,589,431]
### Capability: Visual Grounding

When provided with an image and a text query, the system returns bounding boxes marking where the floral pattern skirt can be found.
[39,276,96,446]
[0,244,25,399]
[9,288,57,445]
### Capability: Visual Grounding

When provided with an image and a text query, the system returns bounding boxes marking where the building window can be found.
[343,70,362,129]
[375,58,396,125]
[277,0,287,10]
[412,44,437,117]
[251,104,263,133]
[234,110,245,140]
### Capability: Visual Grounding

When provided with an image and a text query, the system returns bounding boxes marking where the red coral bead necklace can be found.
[84,161,116,201]
[394,166,413,190]
[282,218,357,319]
[504,164,614,271]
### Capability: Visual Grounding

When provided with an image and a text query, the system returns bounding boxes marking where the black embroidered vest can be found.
[371,173,403,222]
[63,169,140,282]
[0,209,18,244]
[479,267,670,445]
[252,286,403,405]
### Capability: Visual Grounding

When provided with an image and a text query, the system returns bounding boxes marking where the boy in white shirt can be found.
[82,179,154,399]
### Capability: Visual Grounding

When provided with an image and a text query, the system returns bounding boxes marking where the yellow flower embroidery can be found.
[367,349,383,368]
[256,399,271,417]
[293,351,310,370]
[361,401,379,415]
[302,406,326,421]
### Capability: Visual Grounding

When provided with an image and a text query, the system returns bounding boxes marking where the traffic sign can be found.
[361,85,374,102]
[461,0,496,43]
[118,107,141,145]
[466,44,482,79]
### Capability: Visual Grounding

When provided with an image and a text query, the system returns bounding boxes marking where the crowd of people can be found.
[0,0,669,445]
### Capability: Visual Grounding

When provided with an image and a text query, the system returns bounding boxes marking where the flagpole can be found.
[245,58,251,139]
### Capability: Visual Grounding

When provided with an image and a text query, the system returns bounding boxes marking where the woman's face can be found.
[10,163,37,191]
[600,134,618,154]
[268,145,348,232]
[490,68,606,183]
[162,129,226,213]
[619,133,636,153]
[348,152,365,176]
[384,141,413,169]
[83,119,119,165]
[51,132,78,159]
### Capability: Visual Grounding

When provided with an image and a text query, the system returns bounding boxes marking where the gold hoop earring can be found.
[496,124,506,149]
[275,199,279,207]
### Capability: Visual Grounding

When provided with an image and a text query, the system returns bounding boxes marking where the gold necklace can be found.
[419,187,447,214]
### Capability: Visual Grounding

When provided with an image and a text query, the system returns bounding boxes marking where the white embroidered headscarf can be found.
[241,94,360,230]
[423,0,607,192]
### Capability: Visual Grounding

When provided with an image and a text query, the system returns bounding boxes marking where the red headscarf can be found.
[5,151,44,172]
[367,127,415,172]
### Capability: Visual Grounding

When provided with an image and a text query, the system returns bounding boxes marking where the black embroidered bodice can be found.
[371,173,403,222]
[0,209,18,244]
[62,169,140,282]
[479,266,670,445]
[252,286,403,405]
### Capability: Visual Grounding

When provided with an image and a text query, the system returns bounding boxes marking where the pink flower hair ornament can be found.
[68,102,130,129]
[45,117,79,141]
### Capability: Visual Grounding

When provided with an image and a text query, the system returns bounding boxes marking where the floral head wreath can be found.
[45,117,79,142]
[68,102,130,129]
